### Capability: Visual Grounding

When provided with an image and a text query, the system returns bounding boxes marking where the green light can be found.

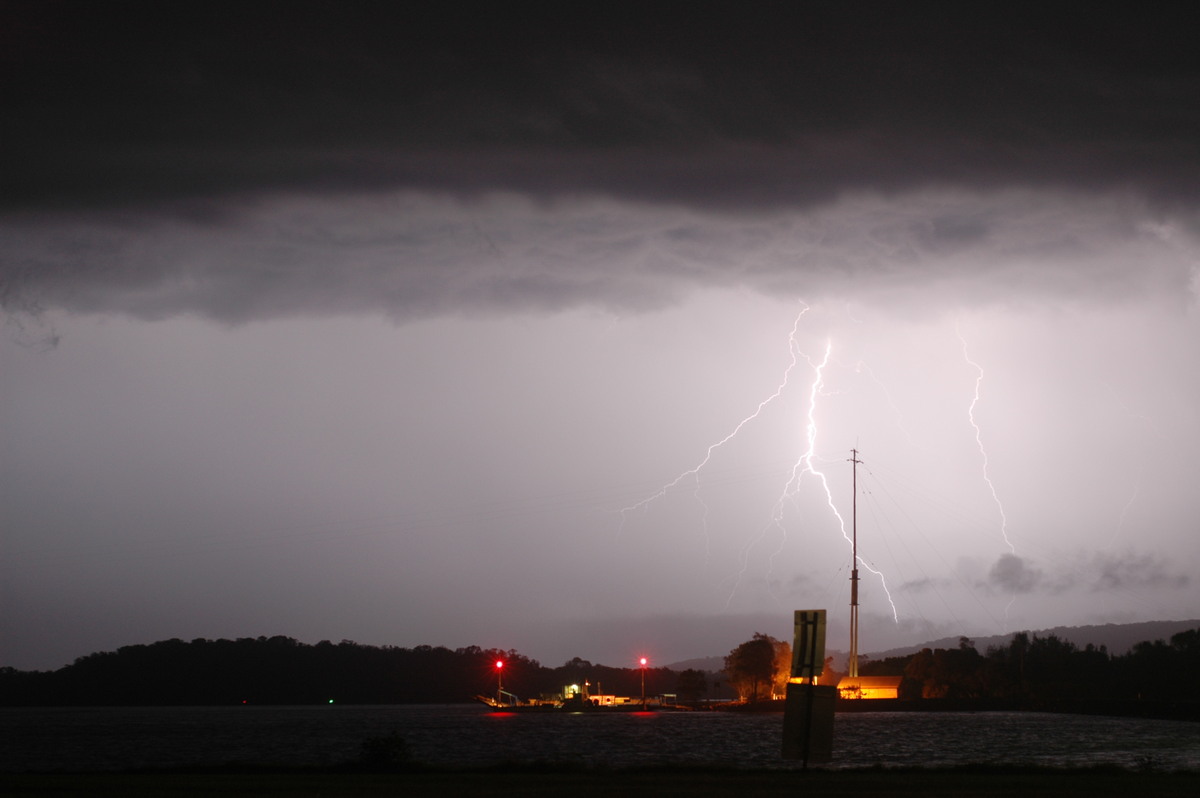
[328,699,334,704]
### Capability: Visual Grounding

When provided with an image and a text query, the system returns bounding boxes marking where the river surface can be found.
[3,704,1199,772]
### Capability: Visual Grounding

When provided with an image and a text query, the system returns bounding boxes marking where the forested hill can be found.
[2,624,1198,707]
[0,638,684,707]
[668,620,1200,673]
[870,619,1200,661]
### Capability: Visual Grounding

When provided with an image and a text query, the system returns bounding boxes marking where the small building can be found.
[583,694,634,707]
[836,676,902,699]
[563,684,638,706]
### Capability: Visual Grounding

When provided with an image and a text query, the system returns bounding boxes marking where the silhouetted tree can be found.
[676,668,707,702]
[1114,628,1200,701]
[1021,634,1081,699]
[903,638,989,698]
[770,636,792,698]
[724,633,779,702]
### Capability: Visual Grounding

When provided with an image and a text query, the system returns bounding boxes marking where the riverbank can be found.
[711,697,1200,722]
[6,764,1200,798]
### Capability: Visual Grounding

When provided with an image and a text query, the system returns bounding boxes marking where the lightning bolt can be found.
[620,303,899,624]
[726,338,899,622]
[618,303,811,546]
[723,337,830,603]
[958,328,1016,555]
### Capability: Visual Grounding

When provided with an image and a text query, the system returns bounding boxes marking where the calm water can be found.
[3,704,1199,773]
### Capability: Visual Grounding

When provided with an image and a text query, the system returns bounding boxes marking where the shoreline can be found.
[707,697,1200,722]
[8,698,1196,722]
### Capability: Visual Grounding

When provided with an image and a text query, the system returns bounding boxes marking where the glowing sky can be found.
[3,2,1199,671]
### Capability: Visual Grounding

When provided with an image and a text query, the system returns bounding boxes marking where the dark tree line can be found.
[3,628,1196,707]
[716,628,1200,708]
[860,629,1200,703]
[0,637,684,706]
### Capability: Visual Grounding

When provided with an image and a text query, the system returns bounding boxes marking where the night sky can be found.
[3,1,1198,671]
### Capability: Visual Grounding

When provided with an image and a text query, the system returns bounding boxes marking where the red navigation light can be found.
[495,660,504,670]
[639,657,647,666]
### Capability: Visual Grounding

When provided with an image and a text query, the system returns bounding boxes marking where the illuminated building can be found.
[837,675,902,699]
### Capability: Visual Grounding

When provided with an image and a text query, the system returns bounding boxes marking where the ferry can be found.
[475,682,665,712]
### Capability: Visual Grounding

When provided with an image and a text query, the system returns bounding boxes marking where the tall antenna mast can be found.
[848,448,861,679]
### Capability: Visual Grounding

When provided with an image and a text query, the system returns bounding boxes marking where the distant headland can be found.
[2,620,1198,714]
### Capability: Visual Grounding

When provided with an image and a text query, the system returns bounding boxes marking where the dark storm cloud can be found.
[4,2,1199,327]
[899,577,954,595]
[985,551,1190,597]
[1089,551,1190,593]
[987,553,1043,594]
[3,189,1194,327]
[4,0,1199,212]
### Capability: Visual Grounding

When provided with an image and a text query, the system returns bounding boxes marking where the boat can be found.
[475,683,662,712]
[475,689,561,711]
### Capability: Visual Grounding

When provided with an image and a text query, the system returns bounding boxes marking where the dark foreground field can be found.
[6,765,1200,797]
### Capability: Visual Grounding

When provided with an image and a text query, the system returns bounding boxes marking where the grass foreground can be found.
[5,764,1200,797]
